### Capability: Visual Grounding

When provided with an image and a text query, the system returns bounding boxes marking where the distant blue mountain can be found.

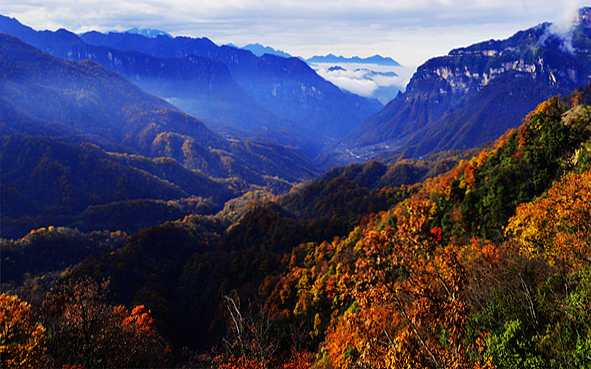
[241,43,292,58]
[120,28,172,38]
[307,54,401,66]
[328,66,346,72]
[73,29,383,143]
[0,14,383,160]
[357,69,398,77]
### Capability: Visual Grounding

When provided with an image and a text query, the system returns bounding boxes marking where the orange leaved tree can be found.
[0,294,47,368]
[325,194,495,368]
[41,277,169,368]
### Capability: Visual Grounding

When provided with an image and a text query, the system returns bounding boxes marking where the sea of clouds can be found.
[310,62,416,104]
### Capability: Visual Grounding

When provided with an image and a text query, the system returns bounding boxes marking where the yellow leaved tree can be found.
[506,170,591,268]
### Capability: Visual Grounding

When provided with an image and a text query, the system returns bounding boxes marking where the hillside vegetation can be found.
[0,33,321,239]
[3,86,591,368]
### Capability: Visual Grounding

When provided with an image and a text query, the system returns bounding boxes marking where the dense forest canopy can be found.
[3,86,591,367]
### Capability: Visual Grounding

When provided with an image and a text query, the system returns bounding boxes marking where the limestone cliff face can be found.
[401,18,590,129]
[323,8,591,168]
[420,23,588,93]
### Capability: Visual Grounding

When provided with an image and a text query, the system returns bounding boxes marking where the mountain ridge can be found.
[0,15,319,155]
[240,43,292,58]
[0,33,323,237]
[319,8,591,168]
[306,53,401,66]
[75,29,384,140]
[0,14,383,160]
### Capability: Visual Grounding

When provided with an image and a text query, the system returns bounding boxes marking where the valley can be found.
[2,7,591,369]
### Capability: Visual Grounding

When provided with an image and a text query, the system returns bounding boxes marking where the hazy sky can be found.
[1,0,586,67]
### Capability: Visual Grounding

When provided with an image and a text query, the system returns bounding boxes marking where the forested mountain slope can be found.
[0,33,321,238]
[3,7,591,368]
[4,84,591,367]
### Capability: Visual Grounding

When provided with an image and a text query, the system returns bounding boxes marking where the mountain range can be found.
[319,7,591,168]
[4,9,591,237]
[77,31,383,139]
[5,11,591,171]
[232,45,403,68]
[306,53,402,66]
[0,33,322,239]
[239,43,293,58]
[0,15,383,160]
[236,46,404,103]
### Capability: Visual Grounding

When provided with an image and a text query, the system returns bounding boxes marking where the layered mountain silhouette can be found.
[319,8,591,168]
[0,15,383,160]
[0,16,317,155]
[0,33,322,238]
[306,54,401,66]
[77,30,383,139]
[240,43,292,58]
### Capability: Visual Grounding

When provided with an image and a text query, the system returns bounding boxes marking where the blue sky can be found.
[2,0,586,67]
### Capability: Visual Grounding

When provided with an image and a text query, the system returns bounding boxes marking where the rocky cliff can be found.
[320,7,591,168]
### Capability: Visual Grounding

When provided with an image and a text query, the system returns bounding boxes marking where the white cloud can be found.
[371,74,400,87]
[330,77,378,97]
[555,0,585,32]
[311,63,413,102]
[312,64,378,97]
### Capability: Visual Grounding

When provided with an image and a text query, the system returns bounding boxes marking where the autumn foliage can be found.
[320,196,495,368]
[507,170,591,268]
[252,94,591,368]
[3,91,591,368]
[1,278,169,368]
[0,294,46,368]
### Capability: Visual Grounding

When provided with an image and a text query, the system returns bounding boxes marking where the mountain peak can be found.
[306,54,401,66]
[111,28,172,38]
[240,43,292,58]
[574,6,591,28]
[320,13,591,168]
